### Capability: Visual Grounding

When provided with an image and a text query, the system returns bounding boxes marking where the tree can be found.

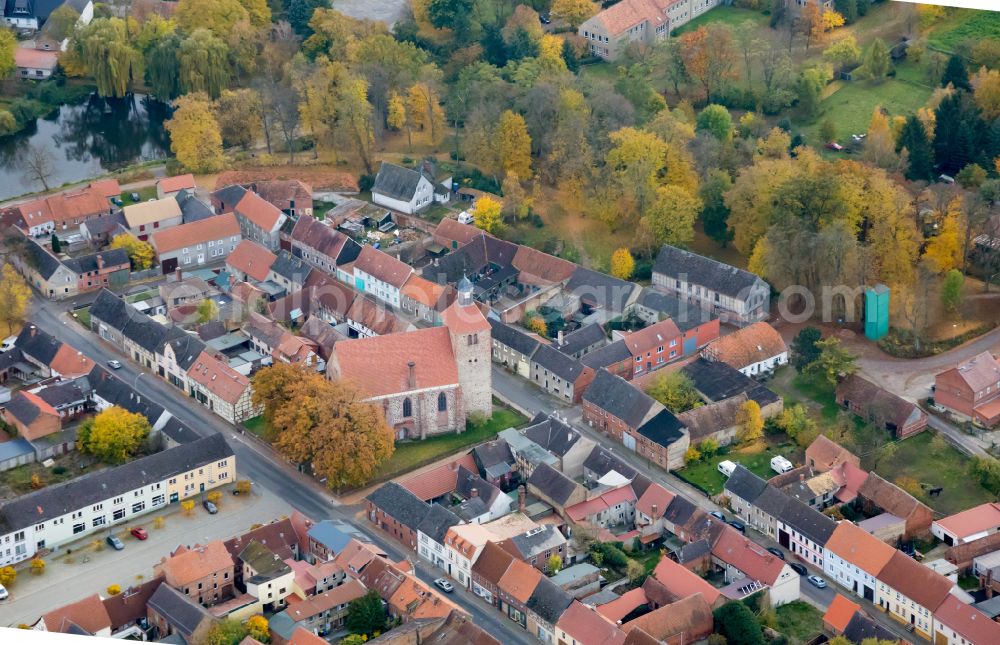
[626,558,645,582]
[679,24,737,102]
[110,234,154,270]
[166,93,226,173]
[386,91,406,131]
[713,602,765,645]
[203,618,248,645]
[822,10,845,33]
[30,558,45,575]
[796,67,826,117]
[526,314,547,337]
[43,5,78,41]
[340,636,367,645]
[791,327,823,371]
[175,0,248,36]
[806,337,857,385]
[245,615,269,643]
[862,107,898,170]
[236,479,252,495]
[862,38,891,82]
[700,169,732,245]
[49,233,60,254]
[820,118,838,144]
[834,0,858,23]
[698,438,719,457]
[181,500,195,515]
[0,265,33,335]
[696,104,732,141]
[207,490,222,506]
[471,196,504,235]
[610,248,635,280]
[496,110,532,179]
[146,34,182,101]
[641,185,700,246]
[107,584,122,595]
[736,399,764,444]
[287,0,327,36]
[547,554,563,573]
[347,589,387,636]
[823,35,861,70]
[501,172,530,220]
[21,144,55,192]
[942,54,970,91]
[214,89,262,151]
[0,29,15,79]
[196,298,218,324]
[0,566,16,587]
[647,372,703,414]
[957,163,988,189]
[800,2,822,50]
[551,0,598,29]
[897,115,934,181]
[924,198,966,273]
[406,81,445,146]
[973,67,1000,121]
[179,29,231,99]
[684,446,702,464]
[73,18,142,98]
[77,406,151,463]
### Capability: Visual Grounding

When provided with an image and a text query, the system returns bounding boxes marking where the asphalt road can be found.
[28,296,529,642]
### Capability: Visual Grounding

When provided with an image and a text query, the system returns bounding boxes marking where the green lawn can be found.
[672,6,768,35]
[579,61,617,82]
[120,186,157,206]
[243,415,269,440]
[769,368,840,423]
[372,405,526,482]
[678,440,800,496]
[421,203,452,224]
[125,290,157,303]
[312,200,335,220]
[775,601,824,645]
[74,307,91,328]
[928,9,1000,53]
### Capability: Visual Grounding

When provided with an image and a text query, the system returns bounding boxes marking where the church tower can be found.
[442,277,493,419]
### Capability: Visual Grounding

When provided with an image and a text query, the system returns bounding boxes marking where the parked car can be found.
[203,500,218,515]
[728,520,746,533]
[539,12,551,24]
[106,535,125,551]
[107,359,122,370]
[766,547,785,560]
[770,455,794,474]
[0,583,8,600]
[825,142,844,151]
[130,527,148,540]
[710,511,726,521]
[789,562,807,576]
[130,192,140,201]
[112,197,124,207]
[0,336,16,353]
[807,575,827,589]
[434,578,454,593]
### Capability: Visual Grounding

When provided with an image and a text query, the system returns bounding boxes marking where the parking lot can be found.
[1,484,289,628]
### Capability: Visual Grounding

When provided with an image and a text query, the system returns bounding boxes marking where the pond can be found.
[0,93,171,201]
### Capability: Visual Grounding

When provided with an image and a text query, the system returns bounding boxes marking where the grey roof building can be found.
[531,344,589,383]
[723,465,768,504]
[365,481,430,532]
[775,496,837,546]
[583,369,655,429]
[307,520,353,557]
[527,463,581,508]
[552,323,607,359]
[489,318,541,358]
[504,525,566,561]
[525,576,574,626]
[565,266,637,315]
[147,583,213,643]
[653,244,764,299]
[523,414,585,460]
[471,438,516,483]
[581,338,631,371]
[269,249,313,285]
[174,190,214,223]
[416,503,463,546]
[63,249,129,275]
[85,365,168,424]
[636,408,686,450]
[582,445,637,482]
[682,358,780,407]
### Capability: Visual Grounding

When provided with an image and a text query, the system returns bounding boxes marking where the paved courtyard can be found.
[1,484,289,628]
[333,0,409,26]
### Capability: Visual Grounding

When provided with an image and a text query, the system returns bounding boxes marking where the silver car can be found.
[434,578,454,593]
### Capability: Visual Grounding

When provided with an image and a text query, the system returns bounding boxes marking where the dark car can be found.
[766,547,785,560]
[106,535,125,551]
[789,562,808,576]
[728,520,746,533]
[710,511,726,521]
[202,500,218,515]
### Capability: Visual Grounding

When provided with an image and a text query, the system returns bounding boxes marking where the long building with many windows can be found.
[0,434,234,566]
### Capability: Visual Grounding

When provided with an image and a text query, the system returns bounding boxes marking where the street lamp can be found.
[134,372,145,389]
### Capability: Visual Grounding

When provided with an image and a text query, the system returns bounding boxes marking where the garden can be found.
[677,439,800,496]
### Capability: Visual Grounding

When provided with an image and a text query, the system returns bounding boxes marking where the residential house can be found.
[80,212,126,247]
[417,504,464,572]
[565,485,637,531]
[711,528,800,607]
[823,594,862,636]
[652,244,770,325]
[185,351,259,424]
[680,358,783,415]
[122,198,183,241]
[497,557,543,628]
[356,556,460,623]
[621,593,714,644]
[365,482,429,550]
[13,323,95,379]
[634,483,676,543]
[157,174,196,199]
[471,438,517,490]
[499,427,560,477]
[836,374,928,439]
[269,251,313,294]
[13,185,110,235]
[250,179,313,218]
[432,217,484,250]
[1,390,63,441]
[351,245,412,308]
[857,473,934,539]
[527,463,586,512]
[702,321,788,376]
[525,576,574,644]
[875,550,955,639]
[238,540,295,610]
[146,582,214,643]
[175,189,215,223]
[400,273,453,324]
[530,344,595,403]
[522,414,595,479]
[102,577,165,637]
[555,601,625,645]
[934,503,1000,547]
[774,498,836,568]
[933,595,1000,645]
[344,294,413,338]
[647,556,722,609]
[0,435,233,565]
[724,466,769,532]
[564,266,639,322]
[272,579,367,640]
[498,525,568,573]
[212,184,248,214]
[622,315,721,376]
[12,238,129,299]
[676,392,754,448]
[455,525,506,592]
[149,213,241,274]
[303,520,351,564]
[39,593,112,636]
[578,0,720,61]
[289,215,362,278]
[371,160,450,215]
[552,324,607,360]
[15,46,57,78]
[824,521,896,603]
[490,318,541,378]
[234,190,287,251]
[453,466,514,522]
[226,240,277,284]
[155,540,236,606]
[806,435,861,472]
[582,369,689,470]
[934,351,1000,426]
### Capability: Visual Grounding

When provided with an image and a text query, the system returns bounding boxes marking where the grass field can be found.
[672,6,768,36]
[678,440,800,496]
[120,186,157,206]
[928,9,1000,53]
[769,369,840,423]
[775,601,824,644]
[372,406,526,481]
[74,307,91,328]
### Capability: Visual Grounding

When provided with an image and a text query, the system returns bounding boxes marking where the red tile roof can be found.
[15,47,58,70]
[650,556,721,607]
[150,213,239,254]
[823,594,860,634]
[186,351,252,404]
[622,593,714,642]
[89,179,122,199]
[18,187,109,228]
[877,550,953,612]
[158,174,196,193]
[226,240,277,282]
[934,594,1000,644]
[711,528,787,585]
[566,486,636,522]
[433,218,486,248]
[440,300,490,335]
[635,483,675,519]
[935,503,1000,541]
[622,318,681,357]
[236,190,284,232]
[498,558,542,603]
[354,245,412,288]
[557,601,626,645]
[332,326,458,398]
[824,521,896,577]
[401,454,479,501]
[592,0,668,36]
[155,541,234,587]
[49,343,96,377]
[43,593,113,634]
[401,274,453,311]
[704,322,788,370]
[806,435,860,472]
[597,587,648,623]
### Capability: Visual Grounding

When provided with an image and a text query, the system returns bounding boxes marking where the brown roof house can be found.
[621,593,714,645]
[857,473,934,540]
[702,322,788,377]
[836,374,927,439]
[40,593,113,636]
[577,0,676,62]
[1,389,62,441]
[935,351,1000,427]
[875,550,955,640]
[805,435,861,472]
[154,541,236,607]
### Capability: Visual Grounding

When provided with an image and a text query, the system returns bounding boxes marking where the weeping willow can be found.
[75,18,142,99]
[179,29,231,100]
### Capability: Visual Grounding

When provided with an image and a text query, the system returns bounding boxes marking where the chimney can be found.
[518,485,526,513]
[470,487,478,498]
[97,253,105,270]
[651,504,658,517]
[174,267,182,282]
[799,473,805,482]
[30,324,36,337]
[557,330,564,346]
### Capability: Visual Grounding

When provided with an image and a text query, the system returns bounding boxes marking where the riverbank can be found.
[0,78,95,136]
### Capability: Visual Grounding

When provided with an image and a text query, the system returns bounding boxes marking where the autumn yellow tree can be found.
[77,406,151,464]
[386,91,406,131]
[501,172,530,220]
[406,82,445,145]
[972,66,1000,120]
[175,0,249,36]
[0,263,31,335]
[641,185,701,246]
[181,500,195,515]
[472,196,505,235]
[495,110,532,179]
[0,566,16,587]
[862,107,899,170]
[166,93,225,173]
[924,197,966,273]
[246,615,269,642]
[30,558,45,575]
[736,399,764,444]
[110,234,154,270]
[107,584,122,596]
[551,0,598,28]
[610,248,635,280]
[822,10,845,33]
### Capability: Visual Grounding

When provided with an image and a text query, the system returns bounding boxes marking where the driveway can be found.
[2,485,289,628]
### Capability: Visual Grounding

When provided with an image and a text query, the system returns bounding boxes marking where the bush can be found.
[713,602,764,645]
[358,173,376,193]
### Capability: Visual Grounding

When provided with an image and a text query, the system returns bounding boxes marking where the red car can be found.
[130,527,148,540]
[825,142,844,151]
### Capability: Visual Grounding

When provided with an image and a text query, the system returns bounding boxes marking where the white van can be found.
[457,211,474,225]
[718,460,737,478]
[771,455,794,474]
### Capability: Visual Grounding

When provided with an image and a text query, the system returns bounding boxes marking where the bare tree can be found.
[899,261,936,354]
[21,145,55,192]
